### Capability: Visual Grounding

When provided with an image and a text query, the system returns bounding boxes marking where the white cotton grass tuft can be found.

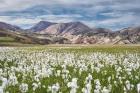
[102,87,110,93]
[32,83,39,91]
[19,83,28,93]
[67,78,78,93]
[0,77,8,93]
[48,83,60,93]
[137,83,140,93]
[82,73,93,93]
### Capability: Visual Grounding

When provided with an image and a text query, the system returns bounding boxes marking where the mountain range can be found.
[0,21,139,45]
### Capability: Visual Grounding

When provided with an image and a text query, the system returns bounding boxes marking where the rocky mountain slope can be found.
[39,22,93,35]
[29,21,56,32]
[114,26,140,44]
[0,22,21,31]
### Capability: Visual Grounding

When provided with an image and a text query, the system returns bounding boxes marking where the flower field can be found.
[0,46,140,93]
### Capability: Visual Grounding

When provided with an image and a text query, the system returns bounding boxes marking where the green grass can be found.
[0,37,15,42]
[24,45,140,53]
[0,45,140,93]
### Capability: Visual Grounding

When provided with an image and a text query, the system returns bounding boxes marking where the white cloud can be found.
[81,12,140,30]
[0,14,83,28]
[38,14,82,19]
[38,14,82,23]
[0,16,40,25]
[99,14,139,26]
[0,12,140,30]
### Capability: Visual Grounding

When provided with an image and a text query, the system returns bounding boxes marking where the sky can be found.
[0,0,140,30]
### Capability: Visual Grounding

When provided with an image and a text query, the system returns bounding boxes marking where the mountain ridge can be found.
[0,22,22,31]
[28,21,56,32]
[40,21,93,35]
[0,21,139,44]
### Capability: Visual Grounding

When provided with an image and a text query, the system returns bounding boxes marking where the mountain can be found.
[0,29,35,45]
[0,22,21,31]
[29,21,56,32]
[116,26,140,44]
[40,22,93,35]
[118,26,140,36]
[0,21,140,45]
[92,28,112,34]
[0,28,70,45]
[83,27,113,37]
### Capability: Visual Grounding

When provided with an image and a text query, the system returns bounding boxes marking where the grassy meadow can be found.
[0,45,140,93]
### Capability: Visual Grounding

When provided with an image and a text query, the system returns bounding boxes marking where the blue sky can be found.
[0,0,140,30]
